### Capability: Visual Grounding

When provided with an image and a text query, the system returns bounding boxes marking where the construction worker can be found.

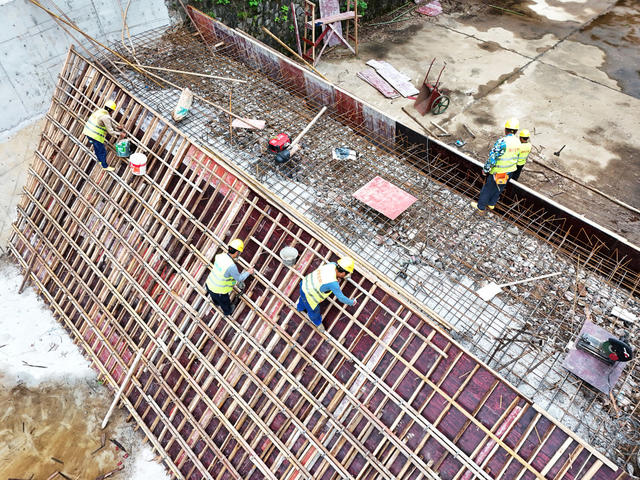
[82,100,125,172]
[205,239,254,316]
[510,129,531,182]
[297,257,358,331]
[471,118,520,214]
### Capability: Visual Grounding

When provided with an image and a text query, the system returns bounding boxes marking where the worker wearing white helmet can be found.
[510,129,532,182]
[297,257,358,331]
[205,239,254,316]
[82,99,125,172]
[471,118,520,214]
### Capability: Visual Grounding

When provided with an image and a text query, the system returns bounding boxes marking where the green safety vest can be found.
[490,135,520,174]
[517,142,532,166]
[82,109,108,143]
[206,253,236,294]
[302,263,337,310]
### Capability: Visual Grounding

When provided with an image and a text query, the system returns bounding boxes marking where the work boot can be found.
[102,166,115,172]
[470,201,486,216]
[316,324,325,333]
[488,205,495,210]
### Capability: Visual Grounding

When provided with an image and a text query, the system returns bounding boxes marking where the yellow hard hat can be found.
[105,100,117,111]
[519,129,530,138]
[504,118,519,130]
[229,239,244,252]
[337,257,354,273]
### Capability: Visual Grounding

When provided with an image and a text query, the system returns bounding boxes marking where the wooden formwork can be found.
[9,47,628,480]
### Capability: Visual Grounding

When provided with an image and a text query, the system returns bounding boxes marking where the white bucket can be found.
[129,152,147,176]
[280,246,299,267]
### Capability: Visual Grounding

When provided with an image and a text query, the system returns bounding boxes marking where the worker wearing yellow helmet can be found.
[510,129,532,182]
[82,99,125,172]
[297,257,358,331]
[205,239,254,316]
[471,118,520,215]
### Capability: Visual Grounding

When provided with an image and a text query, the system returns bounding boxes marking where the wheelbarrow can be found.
[414,58,450,115]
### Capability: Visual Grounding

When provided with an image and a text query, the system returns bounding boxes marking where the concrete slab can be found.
[318,0,640,244]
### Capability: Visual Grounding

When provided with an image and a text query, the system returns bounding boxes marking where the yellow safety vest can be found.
[302,264,337,310]
[490,135,520,174]
[82,109,108,143]
[517,142,532,166]
[206,253,236,294]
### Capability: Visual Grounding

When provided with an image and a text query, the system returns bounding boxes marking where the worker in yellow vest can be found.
[82,100,125,172]
[510,129,532,182]
[471,118,520,214]
[297,257,357,331]
[205,239,254,316]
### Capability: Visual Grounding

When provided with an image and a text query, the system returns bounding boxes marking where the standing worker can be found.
[510,129,531,182]
[82,100,125,172]
[205,239,254,316]
[297,257,358,332]
[471,118,520,214]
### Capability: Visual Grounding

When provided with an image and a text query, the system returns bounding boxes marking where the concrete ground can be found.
[318,0,640,245]
[0,118,44,251]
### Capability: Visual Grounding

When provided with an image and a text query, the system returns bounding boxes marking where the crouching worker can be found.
[297,257,358,331]
[205,239,254,316]
[82,100,125,172]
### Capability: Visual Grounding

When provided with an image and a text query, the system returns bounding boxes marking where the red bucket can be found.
[129,153,147,176]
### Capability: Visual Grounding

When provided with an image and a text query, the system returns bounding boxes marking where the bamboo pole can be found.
[261,26,328,80]
[114,61,247,83]
[101,349,144,429]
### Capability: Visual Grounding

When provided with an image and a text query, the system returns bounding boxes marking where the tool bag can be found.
[494,172,509,185]
[172,88,193,122]
[268,133,290,153]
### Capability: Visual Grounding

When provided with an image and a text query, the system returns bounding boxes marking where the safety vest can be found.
[517,142,532,166]
[206,253,236,294]
[490,135,520,174]
[82,109,108,143]
[302,263,337,310]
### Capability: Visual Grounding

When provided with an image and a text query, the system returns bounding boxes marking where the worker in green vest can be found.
[471,118,520,214]
[82,100,125,172]
[297,257,357,332]
[205,239,254,316]
[510,129,532,182]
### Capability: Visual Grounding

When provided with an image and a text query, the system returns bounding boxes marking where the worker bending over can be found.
[205,239,254,316]
[82,100,125,172]
[472,118,520,214]
[510,129,531,182]
[297,257,358,331]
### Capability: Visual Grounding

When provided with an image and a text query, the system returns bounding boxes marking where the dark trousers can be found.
[510,164,524,182]
[88,136,108,168]
[477,172,511,210]
[206,285,235,316]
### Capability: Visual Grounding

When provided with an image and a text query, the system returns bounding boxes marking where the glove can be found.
[351,299,358,307]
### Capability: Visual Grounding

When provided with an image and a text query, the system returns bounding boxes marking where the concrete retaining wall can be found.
[0,0,171,138]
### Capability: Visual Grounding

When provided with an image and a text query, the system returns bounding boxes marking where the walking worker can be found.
[471,118,520,214]
[82,100,125,172]
[510,129,531,182]
[205,239,254,316]
[297,257,358,331]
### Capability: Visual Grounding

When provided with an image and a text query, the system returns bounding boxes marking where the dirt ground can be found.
[319,0,640,245]
[0,381,132,480]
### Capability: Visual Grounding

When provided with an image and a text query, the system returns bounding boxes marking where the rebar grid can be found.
[91,25,640,465]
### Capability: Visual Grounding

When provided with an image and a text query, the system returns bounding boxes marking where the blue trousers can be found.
[477,172,510,210]
[297,284,322,326]
[88,137,108,168]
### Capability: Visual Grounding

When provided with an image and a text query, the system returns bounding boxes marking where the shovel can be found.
[275,106,327,163]
[476,271,561,302]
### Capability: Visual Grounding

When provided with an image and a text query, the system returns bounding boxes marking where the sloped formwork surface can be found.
[9,48,627,480]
